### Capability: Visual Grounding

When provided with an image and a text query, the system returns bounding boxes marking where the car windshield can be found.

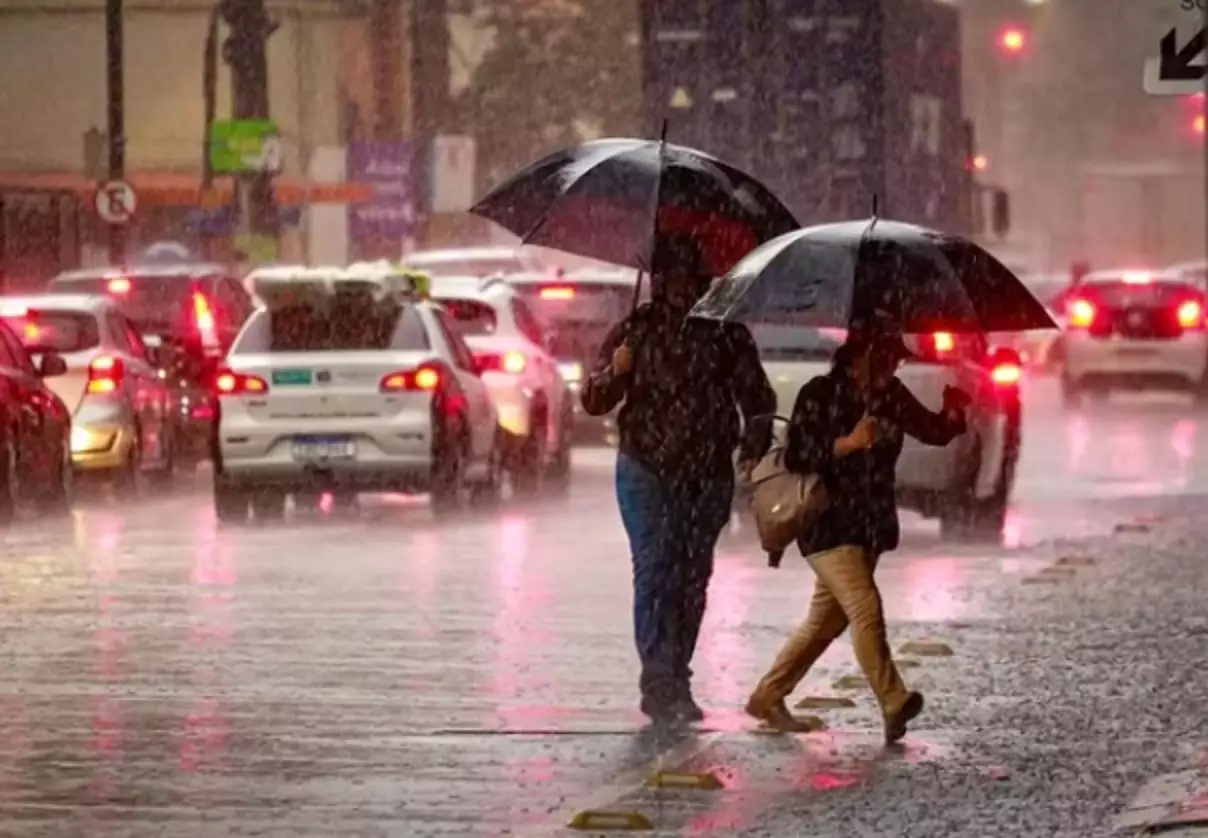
[752,325,845,362]
[437,298,498,337]
[233,302,429,353]
[1080,279,1197,306]
[48,274,199,334]
[1,310,100,354]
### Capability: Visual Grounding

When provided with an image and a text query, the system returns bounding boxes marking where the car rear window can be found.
[511,281,636,359]
[407,258,523,277]
[233,303,430,354]
[438,298,497,336]
[753,325,845,362]
[1,310,100,354]
[1079,279,1198,306]
[48,274,196,334]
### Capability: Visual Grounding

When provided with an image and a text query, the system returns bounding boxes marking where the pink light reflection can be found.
[191,517,237,647]
[1067,415,1089,472]
[1171,419,1196,464]
[178,698,230,774]
[897,558,966,622]
[695,558,752,705]
[684,765,754,835]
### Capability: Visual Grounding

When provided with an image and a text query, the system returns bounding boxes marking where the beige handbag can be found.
[745,426,829,553]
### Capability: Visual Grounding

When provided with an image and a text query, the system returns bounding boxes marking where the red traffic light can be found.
[998,27,1027,54]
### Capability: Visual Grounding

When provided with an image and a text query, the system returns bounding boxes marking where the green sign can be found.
[233,233,278,263]
[209,119,283,174]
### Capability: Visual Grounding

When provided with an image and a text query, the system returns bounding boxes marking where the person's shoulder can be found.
[795,371,836,402]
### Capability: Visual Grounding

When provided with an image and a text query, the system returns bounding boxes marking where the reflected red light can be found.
[1194,114,1205,136]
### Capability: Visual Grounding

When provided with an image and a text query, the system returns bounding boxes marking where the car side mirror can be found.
[39,352,68,378]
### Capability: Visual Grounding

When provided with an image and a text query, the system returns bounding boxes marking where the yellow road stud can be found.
[795,695,856,709]
[832,674,867,690]
[1114,522,1150,533]
[1055,555,1095,567]
[1022,575,1059,585]
[898,641,953,657]
[897,658,921,669]
[645,770,724,790]
[1039,565,1077,576]
[568,810,654,831]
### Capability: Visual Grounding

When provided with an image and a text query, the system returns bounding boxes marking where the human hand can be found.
[844,413,879,450]
[612,343,633,375]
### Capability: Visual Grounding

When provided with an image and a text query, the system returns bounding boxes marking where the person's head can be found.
[650,233,711,309]
[834,313,912,391]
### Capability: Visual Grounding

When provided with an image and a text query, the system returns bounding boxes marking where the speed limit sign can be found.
[94,180,138,224]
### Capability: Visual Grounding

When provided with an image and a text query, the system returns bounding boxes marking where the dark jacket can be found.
[785,366,967,556]
[581,301,776,488]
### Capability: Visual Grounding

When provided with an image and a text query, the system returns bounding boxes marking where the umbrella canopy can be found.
[690,218,1058,333]
[470,137,799,278]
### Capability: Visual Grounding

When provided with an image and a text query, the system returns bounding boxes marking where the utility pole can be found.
[105,0,126,266]
[220,0,278,254]
[200,3,221,260]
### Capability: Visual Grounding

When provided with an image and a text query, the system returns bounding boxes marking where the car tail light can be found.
[22,321,40,341]
[932,331,955,353]
[213,368,269,396]
[86,355,124,395]
[193,291,218,343]
[1067,298,1096,328]
[380,363,442,392]
[107,277,132,295]
[991,361,1022,386]
[474,350,527,374]
[539,285,576,300]
[1177,299,1204,329]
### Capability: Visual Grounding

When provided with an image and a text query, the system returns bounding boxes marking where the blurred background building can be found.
[0,0,1202,285]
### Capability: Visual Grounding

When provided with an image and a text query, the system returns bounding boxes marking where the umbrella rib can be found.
[517,142,645,246]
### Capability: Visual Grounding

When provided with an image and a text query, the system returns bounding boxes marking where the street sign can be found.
[1144,26,1206,94]
[209,119,283,174]
[94,180,137,224]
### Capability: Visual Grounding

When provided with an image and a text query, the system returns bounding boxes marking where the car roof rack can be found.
[247,262,431,311]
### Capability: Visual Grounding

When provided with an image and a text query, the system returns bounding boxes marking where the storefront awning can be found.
[0,171,373,207]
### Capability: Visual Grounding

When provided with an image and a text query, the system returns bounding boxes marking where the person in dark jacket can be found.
[745,315,968,743]
[581,233,776,724]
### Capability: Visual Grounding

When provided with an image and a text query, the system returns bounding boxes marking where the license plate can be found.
[273,368,312,386]
[291,437,356,462]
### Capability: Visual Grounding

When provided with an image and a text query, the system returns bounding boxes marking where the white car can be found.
[1060,269,1208,404]
[429,275,574,491]
[750,325,1024,538]
[212,266,501,523]
[402,247,544,278]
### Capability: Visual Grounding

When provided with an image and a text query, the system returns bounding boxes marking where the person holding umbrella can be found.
[581,232,776,725]
[743,311,969,742]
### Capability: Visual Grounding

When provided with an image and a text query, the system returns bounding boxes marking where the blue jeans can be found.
[615,453,734,700]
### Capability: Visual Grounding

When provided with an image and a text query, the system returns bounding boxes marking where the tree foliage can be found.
[456,0,642,190]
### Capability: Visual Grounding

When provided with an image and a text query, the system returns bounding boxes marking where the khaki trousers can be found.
[753,545,909,715]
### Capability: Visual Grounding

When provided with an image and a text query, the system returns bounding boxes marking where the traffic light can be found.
[997,26,1027,55]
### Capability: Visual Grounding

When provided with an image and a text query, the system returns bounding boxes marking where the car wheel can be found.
[1059,375,1082,408]
[0,431,19,525]
[939,437,1007,543]
[113,431,142,498]
[430,421,466,518]
[37,436,73,516]
[513,408,547,497]
[250,488,286,522]
[214,480,250,525]
[147,427,177,488]
[545,404,573,492]
[470,433,504,509]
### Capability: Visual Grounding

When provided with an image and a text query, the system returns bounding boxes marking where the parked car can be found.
[402,247,545,279]
[749,324,1023,539]
[212,265,502,523]
[1060,269,1208,403]
[430,275,574,491]
[47,263,255,467]
[0,319,73,520]
[1,294,177,491]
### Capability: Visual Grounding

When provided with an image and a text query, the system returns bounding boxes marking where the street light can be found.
[998,26,1027,55]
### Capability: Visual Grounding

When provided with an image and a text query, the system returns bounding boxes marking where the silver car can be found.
[750,325,1024,539]
[213,267,501,523]
[0,293,177,491]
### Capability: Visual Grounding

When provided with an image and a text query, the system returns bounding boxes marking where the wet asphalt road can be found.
[1,377,1206,837]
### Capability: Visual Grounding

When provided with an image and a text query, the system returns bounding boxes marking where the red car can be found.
[0,319,73,522]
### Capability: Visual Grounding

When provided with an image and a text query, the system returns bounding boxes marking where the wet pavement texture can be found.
[1,378,1206,836]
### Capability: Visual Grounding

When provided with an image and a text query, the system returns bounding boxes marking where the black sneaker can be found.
[672,693,705,723]
[884,691,925,745]
[640,694,686,725]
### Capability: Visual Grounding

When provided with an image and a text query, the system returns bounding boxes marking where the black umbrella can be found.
[470,136,799,278]
[689,217,1058,333]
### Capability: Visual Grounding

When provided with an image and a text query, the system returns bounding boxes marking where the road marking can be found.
[519,731,726,837]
